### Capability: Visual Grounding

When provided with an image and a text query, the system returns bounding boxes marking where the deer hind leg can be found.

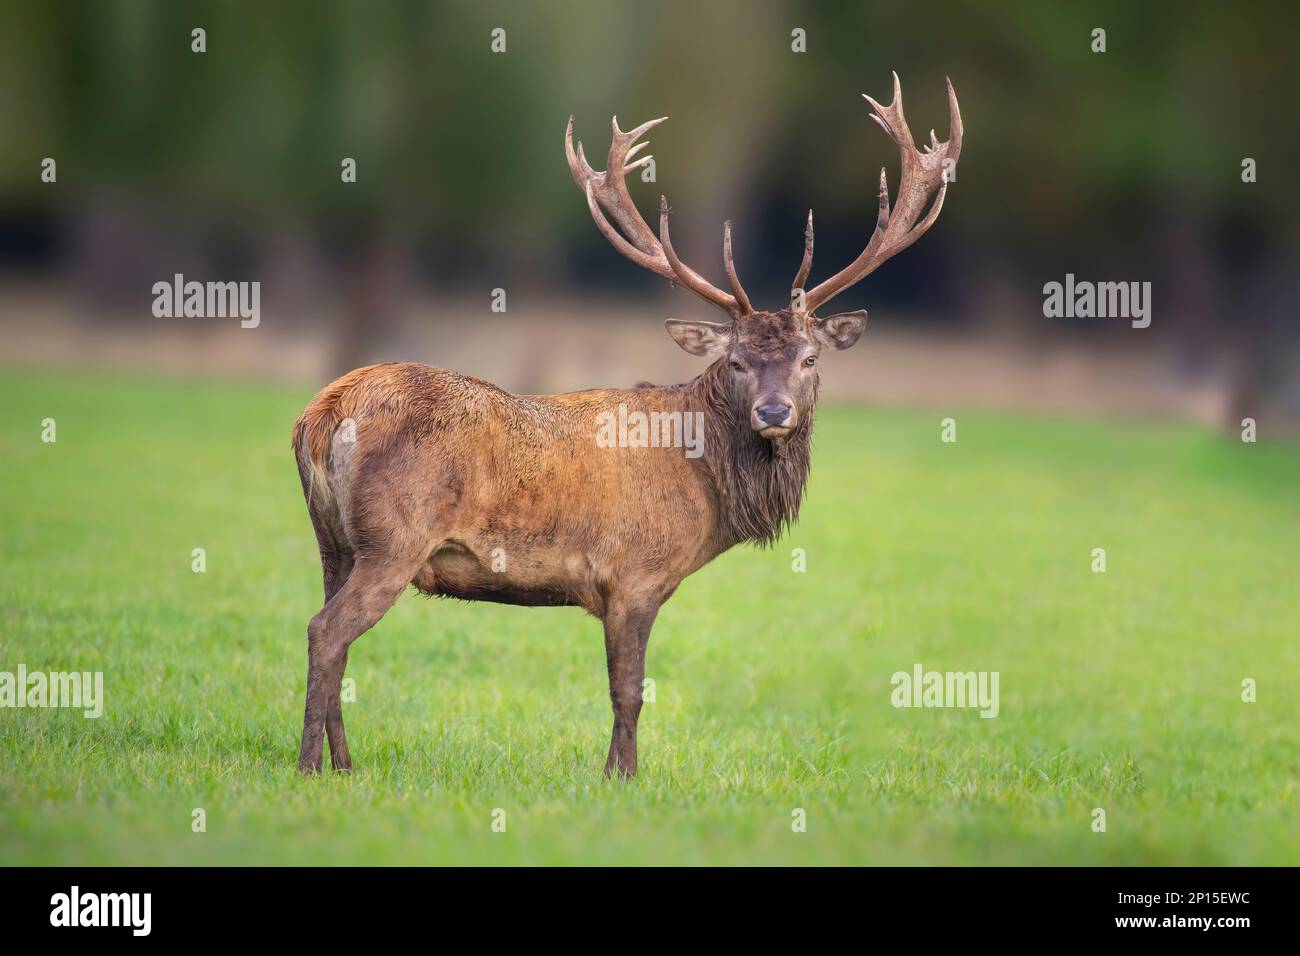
[601,600,661,779]
[309,517,357,769]
[298,554,421,774]
[322,549,355,769]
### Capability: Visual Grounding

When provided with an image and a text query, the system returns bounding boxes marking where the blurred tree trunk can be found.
[645,3,786,303]
[1158,198,1241,431]
[333,231,411,374]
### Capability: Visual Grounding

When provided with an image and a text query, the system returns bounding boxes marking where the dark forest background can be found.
[2,0,1297,426]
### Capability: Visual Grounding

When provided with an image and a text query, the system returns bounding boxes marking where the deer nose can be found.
[756,402,792,426]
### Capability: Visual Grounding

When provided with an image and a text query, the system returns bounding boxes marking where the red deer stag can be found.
[293,74,962,776]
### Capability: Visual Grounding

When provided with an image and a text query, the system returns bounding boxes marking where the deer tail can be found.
[292,392,347,510]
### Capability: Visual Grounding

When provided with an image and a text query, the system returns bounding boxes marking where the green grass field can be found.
[1,367,1297,865]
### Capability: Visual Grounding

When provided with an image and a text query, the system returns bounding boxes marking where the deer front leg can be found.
[601,600,660,779]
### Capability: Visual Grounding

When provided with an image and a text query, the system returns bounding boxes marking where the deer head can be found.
[566,73,963,439]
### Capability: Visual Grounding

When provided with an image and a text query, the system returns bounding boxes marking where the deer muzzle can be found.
[752,399,795,438]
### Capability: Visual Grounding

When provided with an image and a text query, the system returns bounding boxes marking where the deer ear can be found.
[665,319,732,358]
[812,310,868,350]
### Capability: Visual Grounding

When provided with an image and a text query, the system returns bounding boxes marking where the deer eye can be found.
[803,355,817,367]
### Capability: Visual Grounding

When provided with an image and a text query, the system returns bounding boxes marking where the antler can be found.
[792,209,814,294]
[566,115,750,318]
[801,74,962,314]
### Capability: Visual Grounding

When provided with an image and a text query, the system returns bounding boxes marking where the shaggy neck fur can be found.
[685,360,814,550]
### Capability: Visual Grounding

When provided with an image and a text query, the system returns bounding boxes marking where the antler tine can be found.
[723,221,753,316]
[874,167,891,230]
[803,75,962,314]
[581,181,664,273]
[567,113,740,319]
[659,197,741,316]
[863,71,913,148]
[611,116,667,183]
[564,115,591,186]
[791,209,814,299]
[613,115,668,146]
[945,76,964,157]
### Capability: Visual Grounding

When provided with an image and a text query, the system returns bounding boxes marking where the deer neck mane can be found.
[686,360,813,550]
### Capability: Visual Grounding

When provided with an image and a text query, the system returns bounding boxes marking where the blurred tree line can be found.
[1,0,1296,411]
